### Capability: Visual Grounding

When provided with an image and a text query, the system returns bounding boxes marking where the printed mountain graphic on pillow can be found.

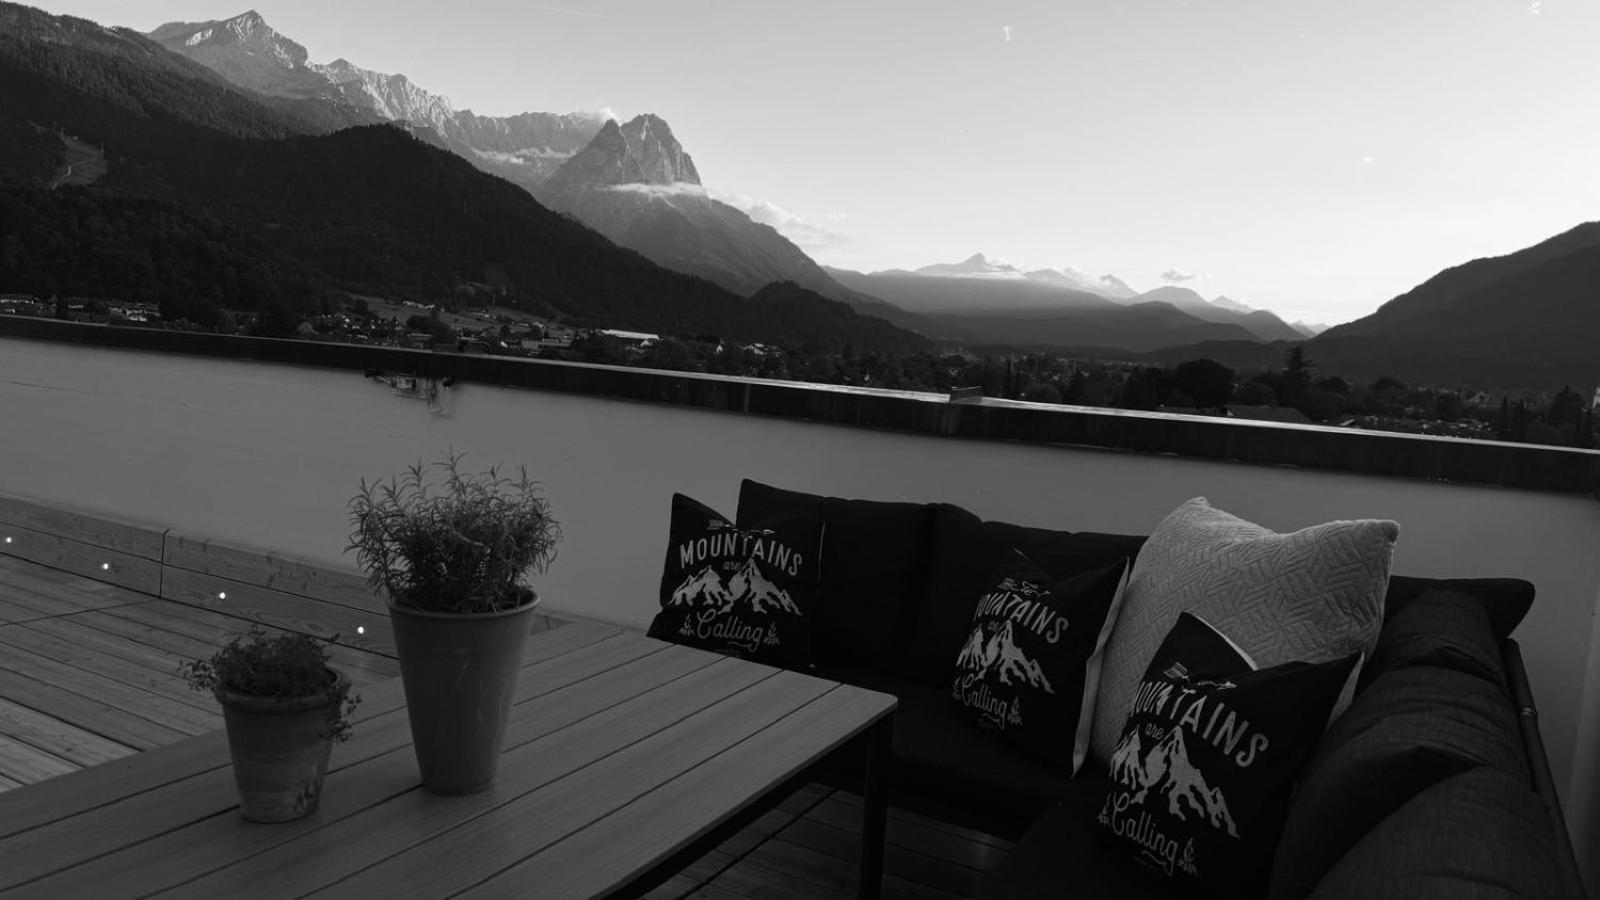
[957,620,1054,693]
[670,560,799,615]
[1110,727,1238,837]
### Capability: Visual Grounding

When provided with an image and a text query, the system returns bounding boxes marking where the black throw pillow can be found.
[1096,612,1358,899]
[646,493,822,668]
[951,551,1131,775]
[905,502,1146,688]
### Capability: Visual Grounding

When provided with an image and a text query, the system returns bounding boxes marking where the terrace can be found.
[1,317,1599,897]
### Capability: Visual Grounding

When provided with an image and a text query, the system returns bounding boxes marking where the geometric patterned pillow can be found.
[1088,498,1398,767]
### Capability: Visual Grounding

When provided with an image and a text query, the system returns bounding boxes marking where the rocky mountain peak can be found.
[545,114,701,193]
[617,113,701,185]
[149,10,308,69]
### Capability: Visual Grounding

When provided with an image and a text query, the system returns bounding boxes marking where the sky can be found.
[28,0,1600,325]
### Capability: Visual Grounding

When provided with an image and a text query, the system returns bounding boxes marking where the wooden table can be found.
[0,620,898,899]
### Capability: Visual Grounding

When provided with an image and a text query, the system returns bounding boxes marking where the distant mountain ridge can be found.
[1127,286,1306,343]
[826,266,1265,353]
[907,252,1137,300]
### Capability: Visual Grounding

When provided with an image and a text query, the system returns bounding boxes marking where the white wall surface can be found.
[4,335,1599,889]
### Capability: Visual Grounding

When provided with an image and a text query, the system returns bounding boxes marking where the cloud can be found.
[1161,268,1198,282]
[1528,1,1543,14]
[603,182,707,198]
[708,188,854,251]
[1002,25,1013,42]
[1361,155,1375,164]
[575,104,620,123]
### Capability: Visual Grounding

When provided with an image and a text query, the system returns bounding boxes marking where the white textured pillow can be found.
[1088,497,1399,766]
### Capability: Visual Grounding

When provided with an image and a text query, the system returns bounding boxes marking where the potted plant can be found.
[179,629,359,823]
[348,453,560,795]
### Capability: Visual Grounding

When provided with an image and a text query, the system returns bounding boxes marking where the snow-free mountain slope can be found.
[1307,222,1600,387]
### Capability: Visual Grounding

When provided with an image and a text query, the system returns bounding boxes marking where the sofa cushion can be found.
[646,493,823,668]
[951,553,1130,774]
[1383,575,1534,641]
[1304,768,1566,900]
[737,479,935,670]
[1096,613,1359,899]
[1090,497,1399,766]
[815,662,1101,838]
[976,802,1173,900]
[1359,589,1508,694]
[904,502,1147,687]
[1267,665,1528,900]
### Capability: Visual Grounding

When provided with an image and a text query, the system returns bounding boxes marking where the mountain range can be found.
[146,9,1323,353]
[147,11,604,189]
[149,10,891,317]
[0,1,922,354]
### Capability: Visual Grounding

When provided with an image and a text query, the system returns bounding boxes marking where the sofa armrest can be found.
[1504,639,1587,899]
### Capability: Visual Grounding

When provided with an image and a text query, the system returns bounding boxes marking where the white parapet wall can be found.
[4,334,1600,889]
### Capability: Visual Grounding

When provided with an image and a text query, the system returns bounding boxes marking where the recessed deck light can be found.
[3,536,11,544]
[218,591,227,600]
[101,562,111,570]
[357,625,365,635]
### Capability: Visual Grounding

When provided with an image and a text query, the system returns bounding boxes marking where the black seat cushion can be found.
[813,662,1105,839]
[1359,589,1509,694]
[1382,575,1533,640]
[1267,665,1529,900]
[1305,768,1568,900]
[903,501,1146,687]
[736,479,936,671]
[977,801,1173,900]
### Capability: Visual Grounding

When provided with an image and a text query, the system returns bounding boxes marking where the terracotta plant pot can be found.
[216,669,349,823]
[388,591,539,795]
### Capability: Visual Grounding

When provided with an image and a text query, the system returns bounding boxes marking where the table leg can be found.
[859,715,892,900]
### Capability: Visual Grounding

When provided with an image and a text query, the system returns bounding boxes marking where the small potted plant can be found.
[348,452,560,795]
[180,629,359,823]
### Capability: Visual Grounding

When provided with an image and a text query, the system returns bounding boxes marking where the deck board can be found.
[0,697,137,769]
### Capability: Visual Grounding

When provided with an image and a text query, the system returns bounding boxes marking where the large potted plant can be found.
[180,629,359,823]
[348,453,560,795]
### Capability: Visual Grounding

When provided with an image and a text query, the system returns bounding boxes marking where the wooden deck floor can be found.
[0,554,1011,898]
[0,554,401,788]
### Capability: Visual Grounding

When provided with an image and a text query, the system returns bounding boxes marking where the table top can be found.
[0,620,897,899]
